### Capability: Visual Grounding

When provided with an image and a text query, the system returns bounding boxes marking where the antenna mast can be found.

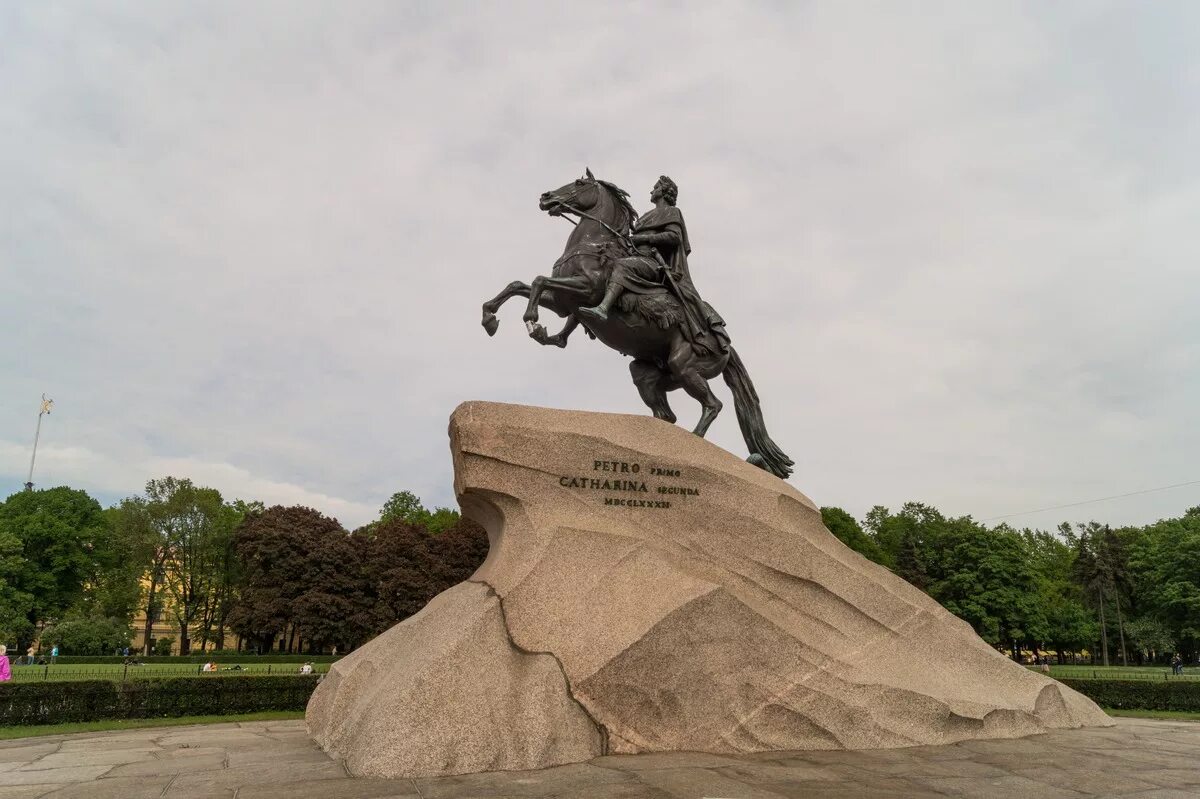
[25,394,53,491]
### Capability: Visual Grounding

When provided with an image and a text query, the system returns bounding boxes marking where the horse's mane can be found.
[595,179,638,232]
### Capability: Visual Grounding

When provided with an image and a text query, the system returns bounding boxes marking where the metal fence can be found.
[1029,665,1200,682]
[8,662,330,682]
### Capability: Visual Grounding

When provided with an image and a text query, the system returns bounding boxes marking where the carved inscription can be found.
[557,459,702,510]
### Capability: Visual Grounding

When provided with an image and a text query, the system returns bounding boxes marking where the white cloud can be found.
[1,2,1198,530]
[0,439,377,526]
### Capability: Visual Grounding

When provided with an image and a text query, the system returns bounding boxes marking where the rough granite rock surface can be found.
[307,401,1111,778]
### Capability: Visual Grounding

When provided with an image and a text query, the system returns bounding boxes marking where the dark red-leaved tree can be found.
[359,517,490,636]
[227,505,350,652]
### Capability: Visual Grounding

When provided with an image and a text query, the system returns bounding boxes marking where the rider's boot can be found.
[580,285,622,322]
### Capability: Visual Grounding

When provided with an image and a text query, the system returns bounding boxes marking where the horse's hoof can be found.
[482,314,499,337]
[747,453,768,471]
[528,324,546,341]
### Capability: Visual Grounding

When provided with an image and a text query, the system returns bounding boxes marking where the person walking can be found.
[0,646,11,683]
[50,645,58,664]
[25,644,36,666]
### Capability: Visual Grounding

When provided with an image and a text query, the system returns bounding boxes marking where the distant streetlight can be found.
[24,394,53,491]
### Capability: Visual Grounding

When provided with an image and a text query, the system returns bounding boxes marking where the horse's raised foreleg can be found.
[523,274,595,325]
[482,280,531,336]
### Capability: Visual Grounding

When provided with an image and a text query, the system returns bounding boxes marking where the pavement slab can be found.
[104,753,227,777]
[21,749,156,770]
[0,745,57,763]
[0,718,1194,797]
[412,763,636,798]
[0,785,65,799]
[236,777,420,799]
[0,766,112,786]
[39,775,173,799]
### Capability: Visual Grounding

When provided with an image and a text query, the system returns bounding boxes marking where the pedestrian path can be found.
[0,717,1197,797]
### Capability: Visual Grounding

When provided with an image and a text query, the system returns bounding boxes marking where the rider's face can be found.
[650,183,663,203]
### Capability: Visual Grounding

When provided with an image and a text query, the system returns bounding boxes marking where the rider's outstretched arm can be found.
[633,229,681,247]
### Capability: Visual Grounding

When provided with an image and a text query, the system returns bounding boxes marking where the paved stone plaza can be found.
[0,718,1198,798]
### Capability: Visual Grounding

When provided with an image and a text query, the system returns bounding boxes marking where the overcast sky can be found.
[2,1,1197,532]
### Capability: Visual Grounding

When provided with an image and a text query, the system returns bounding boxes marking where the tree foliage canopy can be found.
[5,477,1197,665]
[0,487,109,644]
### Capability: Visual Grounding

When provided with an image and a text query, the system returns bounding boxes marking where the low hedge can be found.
[53,655,339,665]
[8,674,1185,727]
[1060,678,1200,712]
[0,676,319,725]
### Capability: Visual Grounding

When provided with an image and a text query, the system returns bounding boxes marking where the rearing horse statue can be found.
[480,169,794,480]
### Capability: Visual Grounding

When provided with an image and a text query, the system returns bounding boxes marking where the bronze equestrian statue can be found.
[480,169,794,480]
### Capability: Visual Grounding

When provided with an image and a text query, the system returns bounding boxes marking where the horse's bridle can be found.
[546,194,635,248]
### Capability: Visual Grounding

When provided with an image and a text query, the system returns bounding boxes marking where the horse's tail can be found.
[721,347,794,479]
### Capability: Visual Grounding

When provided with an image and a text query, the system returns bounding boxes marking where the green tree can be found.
[379,491,424,525]
[819,507,887,564]
[0,487,109,648]
[109,495,170,656]
[1125,617,1174,663]
[1069,522,1134,666]
[863,502,946,575]
[1023,528,1094,662]
[927,519,1046,658]
[378,491,460,534]
[43,615,132,656]
[863,505,899,568]
[115,478,248,655]
[1126,507,1200,661]
[1100,525,1133,665]
[197,499,263,650]
[1070,526,1110,665]
[71,506,146,624]
[0,525,33,643]
[863,503,1047,658]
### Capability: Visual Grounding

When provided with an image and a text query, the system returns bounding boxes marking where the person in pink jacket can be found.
[0,645,11,682]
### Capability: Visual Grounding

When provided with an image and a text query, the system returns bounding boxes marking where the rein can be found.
[550,200,634,247]
[552,240,608,270]
[547,192,639,272]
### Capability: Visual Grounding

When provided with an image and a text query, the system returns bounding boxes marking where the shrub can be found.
[0,680,118,725]
[1060,678,1200,712]
[154,637,175,656]
[41,616,133,657]
[0,676,319,725]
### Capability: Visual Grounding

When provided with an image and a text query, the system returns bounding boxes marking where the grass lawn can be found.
[1105,708,1200,721]
[9,662,328,682]
[0,711,306,740]
[1041,665,1200,682]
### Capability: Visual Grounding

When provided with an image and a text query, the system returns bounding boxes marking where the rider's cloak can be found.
[614,207,728,355]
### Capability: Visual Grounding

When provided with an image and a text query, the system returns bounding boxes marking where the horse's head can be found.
[539,167,603,217]
[539,168,637,234]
